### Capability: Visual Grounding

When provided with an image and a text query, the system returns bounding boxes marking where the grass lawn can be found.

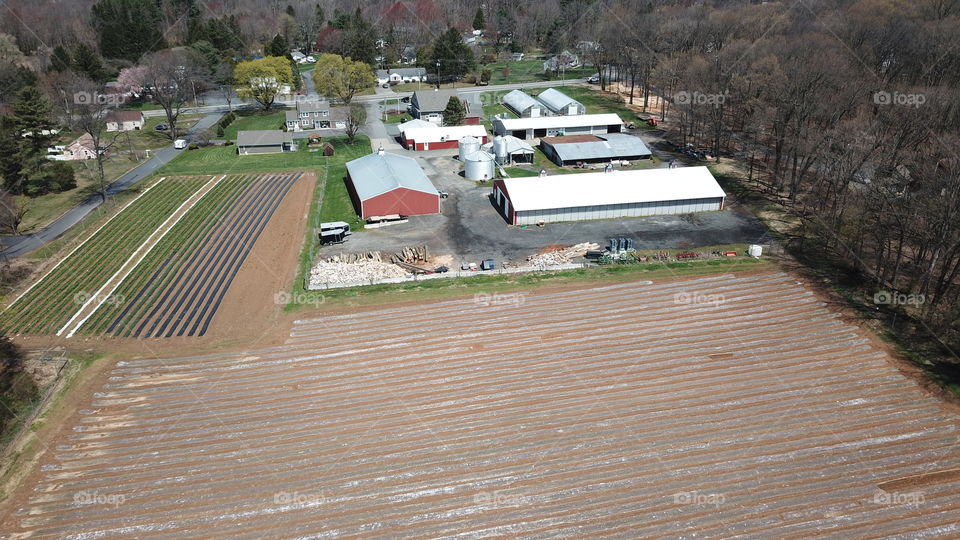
[120,101,164,111]
[384,110,411,124]
[483,60,595,85]
[115,115,203,152]
[298,63,316,73]
[559,86,648,124]
[222,110,286,141]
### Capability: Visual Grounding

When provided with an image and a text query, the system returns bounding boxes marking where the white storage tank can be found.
[463,150,495,181]
[458,136,481,161]
[492,135,508,164]
[748,244,763,258]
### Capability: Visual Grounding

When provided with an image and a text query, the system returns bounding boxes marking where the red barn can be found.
[345,149,441,219]
[400,124,489,151]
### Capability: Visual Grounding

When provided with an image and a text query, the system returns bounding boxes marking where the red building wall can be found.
[403,135,489,151]
[348,173,440,219]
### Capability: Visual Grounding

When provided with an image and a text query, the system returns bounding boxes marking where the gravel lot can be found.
[323,148,770,267]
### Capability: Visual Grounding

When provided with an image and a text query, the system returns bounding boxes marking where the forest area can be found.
[1,0,960,384]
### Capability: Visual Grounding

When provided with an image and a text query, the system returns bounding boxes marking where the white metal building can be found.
[492,166,726,225]
[503,90,544,117]
[493,113,623,140]
[537,88,586,115]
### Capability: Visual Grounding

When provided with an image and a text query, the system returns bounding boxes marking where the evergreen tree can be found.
[12,86,55,158]
[72,43,105,82]
[473,8,486,31]
[0,117,23,193]
[50,45,72,72]
[268,34,289,57]
[91,0,166,61]
[286,4,296,18]
[314,4,325,31]
[429,28,476,83]
[345,10,377,66]
[442,96,466,126]
[186,0,206,44]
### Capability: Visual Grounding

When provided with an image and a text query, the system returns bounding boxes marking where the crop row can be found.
[1,177,209,335]
[80,175,257,336]
[127,172,301,338]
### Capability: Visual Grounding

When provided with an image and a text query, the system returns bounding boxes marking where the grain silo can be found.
[458,136,481,161]
[463,150,495,181]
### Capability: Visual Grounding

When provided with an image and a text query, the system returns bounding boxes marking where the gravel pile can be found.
[309,261,410,286]
[525,243,601,267]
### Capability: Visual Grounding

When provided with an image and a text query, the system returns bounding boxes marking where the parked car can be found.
[382,83,390,88]
[400,96,410,103]
[154,123,168,131]
[587,74,600,84]
[174,139,187,149]
[438,190,449,199]
[434,265,449,273]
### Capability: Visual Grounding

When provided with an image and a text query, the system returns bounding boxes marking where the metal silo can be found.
[492,135,508,164]
[463,150,495,181]
[458,136,481,161]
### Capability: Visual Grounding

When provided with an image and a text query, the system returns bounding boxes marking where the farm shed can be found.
[236,130,295,155]
[503,90,544,117]
[493,113,623,140]
[492,166,726,225]
[540,133,652,166]
[401,124,488,151]
[537,88,586,116]
[345,149,441,219]
[482,135,535,164]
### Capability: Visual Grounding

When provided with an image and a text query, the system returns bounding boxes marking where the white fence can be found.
[306,262,587,291]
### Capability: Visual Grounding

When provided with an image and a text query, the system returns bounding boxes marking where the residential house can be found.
[410,89,460,125]
[375,67,427,86]
[284,102,346,131]
[543,50,581,72]
[105,111,144,132]
[49,134,98,161]
[236,130,296,155]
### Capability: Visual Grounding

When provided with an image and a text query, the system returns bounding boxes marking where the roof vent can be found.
[539,168,547,177]
[377,146,384,155]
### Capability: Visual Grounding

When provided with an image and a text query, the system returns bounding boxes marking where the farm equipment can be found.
[646,117,658,127]
[481,259,496,271]
[319,221,352,245]
[675,252,700,259]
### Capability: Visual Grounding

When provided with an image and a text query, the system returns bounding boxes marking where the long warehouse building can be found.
[492,166,726,225]
[492,113,623,140]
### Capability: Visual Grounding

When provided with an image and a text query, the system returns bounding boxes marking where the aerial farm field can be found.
[3,272,958,537]
[2,172,311,341]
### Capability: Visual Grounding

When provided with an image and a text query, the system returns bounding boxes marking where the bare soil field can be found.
[2,271,959,538]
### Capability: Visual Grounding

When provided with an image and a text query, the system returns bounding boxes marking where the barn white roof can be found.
[537,88,582,112]
[503,90,542,113]
[396,119,435,134]
[501,166,726,212]
[494,113,623,131]
[402,124,488,143]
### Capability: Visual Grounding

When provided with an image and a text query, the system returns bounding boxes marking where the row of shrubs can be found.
[214,111,238,137]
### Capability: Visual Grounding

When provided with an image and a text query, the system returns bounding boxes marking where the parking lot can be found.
[322,146,770,267]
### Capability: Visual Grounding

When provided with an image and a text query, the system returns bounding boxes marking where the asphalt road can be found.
[1,113,223,259]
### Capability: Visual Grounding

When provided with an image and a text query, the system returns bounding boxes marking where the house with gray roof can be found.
[410,89,459,124]
[236,130,295,155]
[376,67,427,85]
